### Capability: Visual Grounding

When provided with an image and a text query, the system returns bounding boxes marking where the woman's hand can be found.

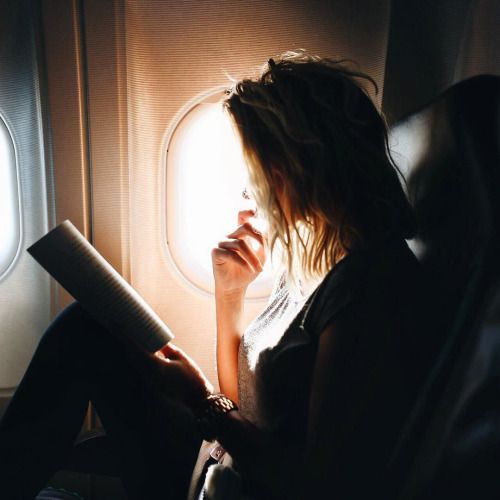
[146,343,214,412]
[211,209,267,295]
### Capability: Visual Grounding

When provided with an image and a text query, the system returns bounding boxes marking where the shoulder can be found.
[307,235,426,336]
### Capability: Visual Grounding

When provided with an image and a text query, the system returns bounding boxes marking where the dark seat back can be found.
[388,74,500,498]
[430,284,500,499]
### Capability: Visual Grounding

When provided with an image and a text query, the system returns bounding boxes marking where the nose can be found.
[240,187,258,215]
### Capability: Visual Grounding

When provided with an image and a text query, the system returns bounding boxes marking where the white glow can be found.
[0,115,20,280]
[388,114,431,258]
[166,93,273,298]
[388,114,431,182]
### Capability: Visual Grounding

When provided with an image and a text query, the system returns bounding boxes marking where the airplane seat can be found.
[391,74,500,347]
[63,427,121,477]
[387,74,500,498]
[429,283,500,499]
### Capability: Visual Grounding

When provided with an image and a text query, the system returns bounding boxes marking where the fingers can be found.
[158,342,183,360]
[211,246,255,273]
[218,238,263,272]
[238,209,256,225]
[226,222,266,265]
[227,221,266,248]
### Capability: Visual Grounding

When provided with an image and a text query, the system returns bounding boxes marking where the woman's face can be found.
[242,166,292,227]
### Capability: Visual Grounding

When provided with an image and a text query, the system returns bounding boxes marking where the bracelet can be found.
[196,393,238,442]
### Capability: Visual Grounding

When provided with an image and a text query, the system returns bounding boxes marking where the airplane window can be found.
[0,114,21,280]
[166,90,273,298]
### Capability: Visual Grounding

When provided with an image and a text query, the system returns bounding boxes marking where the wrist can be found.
[215,287,247,302]
[215,288,246,332]
[195,393,239,442]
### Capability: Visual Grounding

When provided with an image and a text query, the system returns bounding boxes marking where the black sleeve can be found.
[305,257,365,337]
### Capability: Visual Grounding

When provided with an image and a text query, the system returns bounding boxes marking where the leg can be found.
[76,310,202,500]
[0,302,201,499]
[0,303,92,499]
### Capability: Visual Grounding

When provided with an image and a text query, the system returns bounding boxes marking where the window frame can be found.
[0,111,22,282]
[161,87,272,301]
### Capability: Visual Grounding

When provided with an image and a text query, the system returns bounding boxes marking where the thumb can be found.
[158,342,183,360]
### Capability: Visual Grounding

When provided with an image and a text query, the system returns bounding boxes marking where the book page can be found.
[28,220,174,352]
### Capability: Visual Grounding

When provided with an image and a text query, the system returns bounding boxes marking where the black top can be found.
[250,234,442,498]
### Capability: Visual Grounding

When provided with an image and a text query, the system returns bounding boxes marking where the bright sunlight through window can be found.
[0,114,21,280]
[166,91,273,298]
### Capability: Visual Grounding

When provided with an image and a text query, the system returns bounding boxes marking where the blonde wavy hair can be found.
[223,50,416,288]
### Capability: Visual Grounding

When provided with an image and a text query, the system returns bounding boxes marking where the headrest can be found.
[389,74,500,326]
[388,75,500,499]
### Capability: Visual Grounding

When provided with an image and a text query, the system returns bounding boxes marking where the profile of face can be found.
[243,168,291,227]
[224,52,417,281]
[239,185,261,227]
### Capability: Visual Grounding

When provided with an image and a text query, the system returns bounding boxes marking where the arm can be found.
[212,322,343,498]
[215,288,245,402]
[150,308,361,497]
[214,308,382,498]
[212,209,266,403]
[150,240,401,497]
[146,209,265,410]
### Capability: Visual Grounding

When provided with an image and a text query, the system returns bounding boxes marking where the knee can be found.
[58,301,85,320]
[52,301,89,331]
[39,301,98,349]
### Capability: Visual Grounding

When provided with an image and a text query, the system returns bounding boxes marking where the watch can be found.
[196,393,238,442]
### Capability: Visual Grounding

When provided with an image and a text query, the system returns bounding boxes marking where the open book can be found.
[27,220,174,353]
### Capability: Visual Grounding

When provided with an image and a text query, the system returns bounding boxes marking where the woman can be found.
[0,52,440,499]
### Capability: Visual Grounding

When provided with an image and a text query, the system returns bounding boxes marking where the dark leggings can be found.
[0,302,202,500]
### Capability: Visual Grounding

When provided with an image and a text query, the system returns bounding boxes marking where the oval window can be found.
[166,90,273,298]
[0,114,21,280]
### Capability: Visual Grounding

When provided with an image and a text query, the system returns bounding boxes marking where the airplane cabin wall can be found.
[104,0,392,385]
[382,0,500,122]
[0,0,498,416]
[0,0,53,415]
[39,0,393,389]
[0,0,395,418]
